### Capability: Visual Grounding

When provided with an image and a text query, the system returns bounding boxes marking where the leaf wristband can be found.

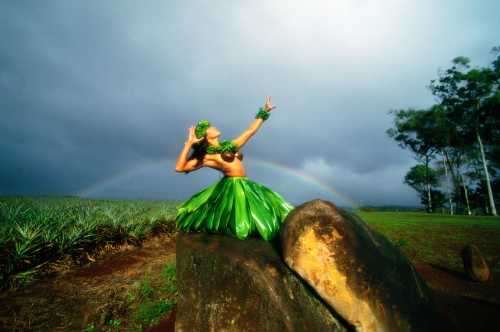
[255,107,270,121]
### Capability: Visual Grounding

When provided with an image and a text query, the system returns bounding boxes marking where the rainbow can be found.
[76,158,166,198]
[77,157,359,208]
[249,158,359,208]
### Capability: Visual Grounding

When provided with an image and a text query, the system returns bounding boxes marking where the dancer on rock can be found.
[174,96,294,241]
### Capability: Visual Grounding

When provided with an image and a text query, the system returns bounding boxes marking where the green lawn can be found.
[354,210,500,273]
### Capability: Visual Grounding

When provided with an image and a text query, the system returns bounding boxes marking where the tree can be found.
[387,109,438,212]
[429,48,500,215]
[465,146,499,213]
[418,106,458,214]
[404,164,440,212]
[427,105,477,215]
[421,189,447,212]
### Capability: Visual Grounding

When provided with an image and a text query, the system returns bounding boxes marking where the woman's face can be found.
[205,126,221,139]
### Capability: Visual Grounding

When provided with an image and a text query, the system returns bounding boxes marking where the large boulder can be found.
[176,231,349,332]
[280,199,446,332]
[461,244,491,282]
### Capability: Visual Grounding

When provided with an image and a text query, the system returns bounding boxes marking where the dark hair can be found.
[189,139,208,161]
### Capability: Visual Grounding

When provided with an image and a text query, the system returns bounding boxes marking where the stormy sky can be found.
[1,1,499,207]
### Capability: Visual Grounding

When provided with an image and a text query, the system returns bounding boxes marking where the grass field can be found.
[0,196,180,290]
[0,196,180,331]
[354,210,500,274]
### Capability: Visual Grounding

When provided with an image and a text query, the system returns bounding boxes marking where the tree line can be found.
[387,46,499,216]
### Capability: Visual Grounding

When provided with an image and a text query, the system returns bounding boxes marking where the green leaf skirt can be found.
[175,176,295,241]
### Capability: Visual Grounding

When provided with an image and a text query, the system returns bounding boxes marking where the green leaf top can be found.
[206,140,239,154]
[195,120,210,138]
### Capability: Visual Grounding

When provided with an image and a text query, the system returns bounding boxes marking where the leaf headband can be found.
[195,120,210,138]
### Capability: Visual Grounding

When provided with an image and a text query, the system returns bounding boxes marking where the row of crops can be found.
[0,196,181,290]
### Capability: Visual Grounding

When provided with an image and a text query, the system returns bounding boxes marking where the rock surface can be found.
[461,244,491,282]
[280,199,446,332]
[175,231,349,332]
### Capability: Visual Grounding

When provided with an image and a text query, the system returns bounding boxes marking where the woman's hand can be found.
[263,95,277,112]
[186,126,205,145]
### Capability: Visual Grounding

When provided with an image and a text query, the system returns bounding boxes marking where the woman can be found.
[174,96,294,241]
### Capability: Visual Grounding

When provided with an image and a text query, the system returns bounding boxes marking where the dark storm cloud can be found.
[1,1,499,205]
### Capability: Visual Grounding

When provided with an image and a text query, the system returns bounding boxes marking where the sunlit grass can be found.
[354,210,500,272]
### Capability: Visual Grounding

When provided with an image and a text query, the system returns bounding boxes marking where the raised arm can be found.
[233,118,265,149]
[233,96,276,149]
[175,126,204,173]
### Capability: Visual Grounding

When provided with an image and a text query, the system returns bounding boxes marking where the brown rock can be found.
[461,244,491,282]
[280,199,447,332]
[175,231,349,332]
